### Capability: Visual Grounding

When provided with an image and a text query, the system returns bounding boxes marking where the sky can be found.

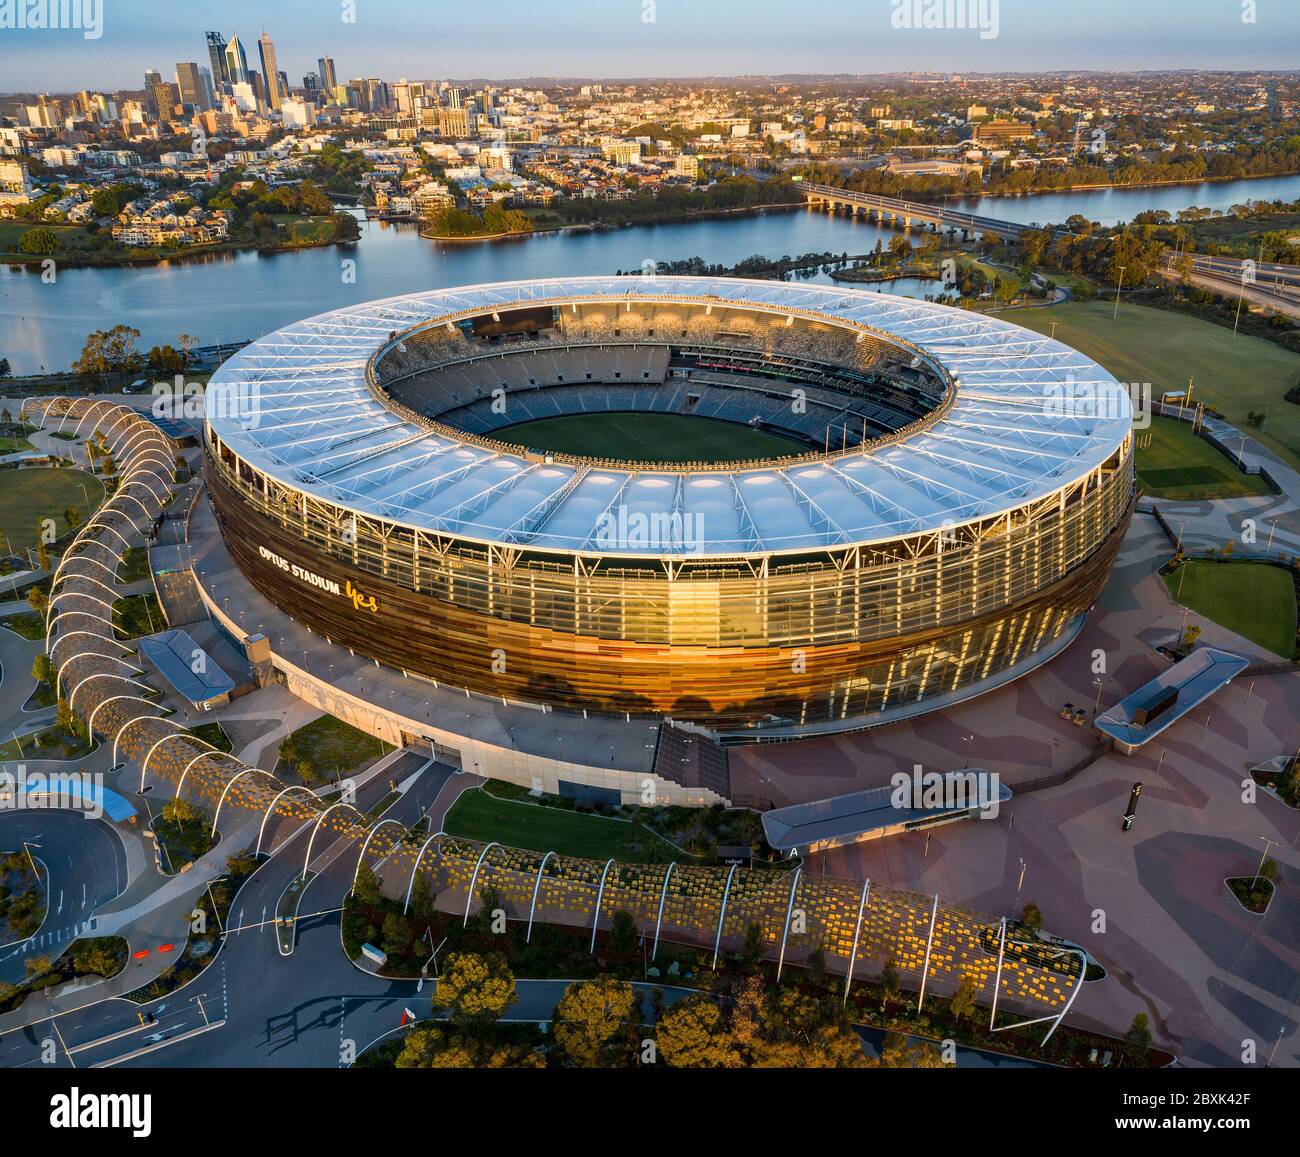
[1,0,1298,93]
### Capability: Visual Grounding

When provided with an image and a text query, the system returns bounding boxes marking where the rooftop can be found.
[205,276,1131,558]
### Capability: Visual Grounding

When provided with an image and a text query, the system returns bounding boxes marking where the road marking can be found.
[92,1019,226,1067]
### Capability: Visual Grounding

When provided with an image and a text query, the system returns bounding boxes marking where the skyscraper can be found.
[176,62,211,112]
[205,31,229,91]
[225,35,250,87]
[258,30,282,111]
[318,56,337,92]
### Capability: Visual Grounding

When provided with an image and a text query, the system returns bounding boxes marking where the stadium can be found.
[203,276,1134,737]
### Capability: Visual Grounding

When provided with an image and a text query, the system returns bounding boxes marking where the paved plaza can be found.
[733,510,1299,1067]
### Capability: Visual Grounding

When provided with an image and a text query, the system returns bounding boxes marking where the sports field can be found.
[1014,301,1300,470]
[1135,417,1270,500]
[0,468,104,555]
[493,411,808,463]
[1163,560,1297,658]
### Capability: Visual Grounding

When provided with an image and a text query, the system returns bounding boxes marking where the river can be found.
[3,172,1298,373]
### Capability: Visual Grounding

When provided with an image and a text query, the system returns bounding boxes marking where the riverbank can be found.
[978,168,1300,200]
[0,226,354,271]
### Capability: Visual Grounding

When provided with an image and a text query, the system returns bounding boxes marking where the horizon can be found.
[2,0,1299,91]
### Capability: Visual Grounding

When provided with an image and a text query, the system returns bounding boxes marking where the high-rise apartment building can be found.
[317,56,337,92]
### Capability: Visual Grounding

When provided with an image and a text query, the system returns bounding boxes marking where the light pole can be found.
[1112,266,1125,319]
[1016,857,1027,895]
[1092,676,1104,716]
[963,733,974,768]
[1254,835,1280,888]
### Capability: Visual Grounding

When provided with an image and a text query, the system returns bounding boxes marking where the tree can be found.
[950,969,980,1021]
[62,506,82,530]
[161,797,201,826]
[25,955,52,979]
[395,1023,543,1069]
[551,978,638,1068]
[656,993,737,1067]
[410,872,437,922]
[381,911,411,957]
[608,909,637,955]
[1020,902,1044,932]
[431,952,515,1024]
[36,539,52,572]
[91,188,120,217]
[331,211,361,242]
[73,325,143,381]
[147,344,185,374]
[69,938,123,978]
[741,921,765,972]
[1123,1012,1152,1066]
[879,1032,948,1068]
[350,861,383,907]
[32,652,56,688]
[55,697,85,740]
[26,585,48,615]
[177,333,198,368]
[879,954,901,1007]
[18,227,60,256]
[762,987,868,1068]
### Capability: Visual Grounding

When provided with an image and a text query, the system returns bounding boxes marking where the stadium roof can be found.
[205,277,1131,558]
[138,628,236,704]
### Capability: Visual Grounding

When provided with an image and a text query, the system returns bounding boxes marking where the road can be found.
[0,810,127,985]
[0,754,453,1067]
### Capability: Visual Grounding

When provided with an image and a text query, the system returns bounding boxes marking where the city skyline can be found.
[2,0,1300,92]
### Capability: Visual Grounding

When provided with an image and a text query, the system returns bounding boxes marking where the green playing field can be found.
[1135,416,1270,500]
[492,411,809,463]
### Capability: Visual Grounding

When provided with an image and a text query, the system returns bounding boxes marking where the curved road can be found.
[0,810,128,985]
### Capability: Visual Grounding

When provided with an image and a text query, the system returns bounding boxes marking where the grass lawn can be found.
[0,468,103,554]
[1014,300,1300,470]
[2,612,46,641]
[0,221,88,259]
[445,787,681,861]
[0,724,96,762]
[117,545,152,584]
[0,435,34,454]
[112,593,162,639]
[188,721,232,753]
[277,714,392,783]
[495,411,806,462]
[1163,560,1297,658]
[1135,417,1271,500]
[272,214,336,243]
